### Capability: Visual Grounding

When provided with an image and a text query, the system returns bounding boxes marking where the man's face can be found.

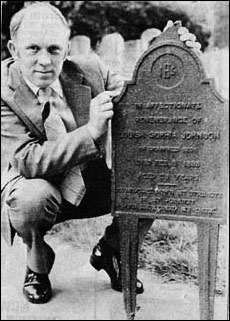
[9,14,69,88]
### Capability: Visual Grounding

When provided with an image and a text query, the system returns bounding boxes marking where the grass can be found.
[48,214,113,251]
[49,215,228,296]
[139,221,198,281]
[139,220,228,296]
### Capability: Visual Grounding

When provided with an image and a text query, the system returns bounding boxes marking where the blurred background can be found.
[1,0,229,299]
[1,1,229,98]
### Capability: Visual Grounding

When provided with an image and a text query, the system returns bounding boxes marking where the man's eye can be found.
[28,46,39,53]
[49,46,61,54]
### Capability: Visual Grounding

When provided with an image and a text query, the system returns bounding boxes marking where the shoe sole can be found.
[23,289,52,304]
[90,255,144,294]
[90,255,103,271]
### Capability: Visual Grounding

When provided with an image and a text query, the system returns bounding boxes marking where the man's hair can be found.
[10,2,71,41]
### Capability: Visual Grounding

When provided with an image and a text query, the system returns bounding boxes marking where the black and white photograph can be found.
[1,1,229,320]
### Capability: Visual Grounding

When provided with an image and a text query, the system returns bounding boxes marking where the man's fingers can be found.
[194,42,202,50]
[180,33,196,42]
[185,40,197,48]
[106,90,120,98]
[96,91,112,104]
[181,33,196,42]
[103,110,114,119]
[180,33,190,42]
[161,22,202,54]
[184,40,202,51]
[100,102,113,112]
[189,34,196,42]
[178,26,189,35]
[99,95,111,104]
[163,20,174,32]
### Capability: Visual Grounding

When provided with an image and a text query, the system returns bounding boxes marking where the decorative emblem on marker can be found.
[152,53,184,88]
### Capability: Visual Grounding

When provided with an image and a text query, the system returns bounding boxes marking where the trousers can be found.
[5,159,154,274]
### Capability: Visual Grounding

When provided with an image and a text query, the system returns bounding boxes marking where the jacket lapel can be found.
[14,80,47,139]
[60,60,92,127]
[6,59,92,138]
[7,64,47,140]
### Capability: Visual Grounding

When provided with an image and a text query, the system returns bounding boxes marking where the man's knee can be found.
[6,178,62,229]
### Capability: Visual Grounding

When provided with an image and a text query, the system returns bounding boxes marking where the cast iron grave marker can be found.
[112,23,228,320]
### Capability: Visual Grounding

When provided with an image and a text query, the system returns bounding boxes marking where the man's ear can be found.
[65,41,71,58]
[7,40,19,59]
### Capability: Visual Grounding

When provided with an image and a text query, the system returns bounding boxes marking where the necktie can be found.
[38,87,86,207]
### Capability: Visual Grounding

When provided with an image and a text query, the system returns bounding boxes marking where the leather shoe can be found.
[23,267,52,304]
[90,240,144,294]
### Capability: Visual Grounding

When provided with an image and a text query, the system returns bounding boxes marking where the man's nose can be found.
[38,50,51,66]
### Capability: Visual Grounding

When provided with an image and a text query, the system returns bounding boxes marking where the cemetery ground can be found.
[1,215,228,320]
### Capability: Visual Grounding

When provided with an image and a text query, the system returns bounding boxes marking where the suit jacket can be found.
[1,53,124,245]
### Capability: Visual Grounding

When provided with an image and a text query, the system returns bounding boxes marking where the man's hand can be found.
[87,91,114,140]
[164,20,202,53]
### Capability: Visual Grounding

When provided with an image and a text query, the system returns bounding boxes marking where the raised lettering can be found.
[149,131,178,139]
[184,160,201,168]
[181,132,221,140]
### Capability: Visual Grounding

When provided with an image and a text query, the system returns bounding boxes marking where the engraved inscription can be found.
[135,116,203,125]
[137,172,200,182]
[119,202,219,218]
[115,188,224,199]
[181,132,221,140]
[135,101,202,110]
[184,161,201,168]
[118,131,220,140]
[113,34,227,224]
[135,116,188,124]
[138,146,198,154]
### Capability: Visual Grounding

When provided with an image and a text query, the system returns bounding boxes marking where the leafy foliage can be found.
[65,1,210,49]
[2,0,210,58]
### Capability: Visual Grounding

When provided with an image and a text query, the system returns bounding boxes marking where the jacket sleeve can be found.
[1,100,100,180]
[92,55,126,169]
[72,53,125,98]
[94,54,126,96]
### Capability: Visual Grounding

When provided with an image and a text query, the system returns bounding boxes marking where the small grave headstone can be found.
[112,23,228,320]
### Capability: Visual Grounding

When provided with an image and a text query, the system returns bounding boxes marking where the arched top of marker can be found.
[114,22,224,104]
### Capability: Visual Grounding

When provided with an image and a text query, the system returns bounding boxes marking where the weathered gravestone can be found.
[112,22,228,320]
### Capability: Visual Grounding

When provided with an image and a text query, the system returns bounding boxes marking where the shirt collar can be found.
[23,77,64,98]
[50,79,64,98]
